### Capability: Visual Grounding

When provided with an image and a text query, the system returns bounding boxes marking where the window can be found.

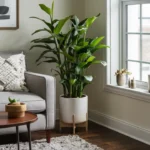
[122,0,150,87]
[105,0,150,101]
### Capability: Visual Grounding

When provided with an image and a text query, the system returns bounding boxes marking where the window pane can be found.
[142,20,150,33]
[128,5,140,33]
[142,4,150,33]
[142,35,150,62]
[142,63,150,82]
[128,35,140,60]
[142,4,150,17]
[128,62,140,80]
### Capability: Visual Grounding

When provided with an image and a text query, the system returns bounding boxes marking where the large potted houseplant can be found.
[30,2,108,126]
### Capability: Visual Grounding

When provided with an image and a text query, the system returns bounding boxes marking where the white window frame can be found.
[104,0,150,103]
[122,0,150,90]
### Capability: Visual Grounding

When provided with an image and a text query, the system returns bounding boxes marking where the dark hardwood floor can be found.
[0,120,150,150]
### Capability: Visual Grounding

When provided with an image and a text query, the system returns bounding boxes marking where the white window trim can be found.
[104,0,150,102]
[104,84,150,102]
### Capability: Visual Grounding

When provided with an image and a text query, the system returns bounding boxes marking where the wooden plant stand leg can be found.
[46,130,51,143]
[59,113,88,134]
[86,113,88,132]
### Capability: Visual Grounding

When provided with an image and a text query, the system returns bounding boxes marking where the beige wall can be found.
[0,0,75,107]
[85,0,150,132]
[72,0,85,20]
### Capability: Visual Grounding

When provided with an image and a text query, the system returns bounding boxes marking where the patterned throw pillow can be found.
[0,53,28,91]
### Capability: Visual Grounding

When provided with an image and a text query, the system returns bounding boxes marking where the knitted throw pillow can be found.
[0,53,28,91]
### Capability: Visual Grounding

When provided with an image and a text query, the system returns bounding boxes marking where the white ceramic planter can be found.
[59,95,88,124]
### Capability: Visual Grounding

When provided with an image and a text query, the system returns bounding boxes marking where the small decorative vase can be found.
[5,103,26,118]
[116,74,125,86]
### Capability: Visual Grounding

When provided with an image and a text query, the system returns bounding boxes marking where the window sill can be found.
[104,84,150,103]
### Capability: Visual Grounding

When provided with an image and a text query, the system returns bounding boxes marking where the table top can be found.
[0,112,38,128]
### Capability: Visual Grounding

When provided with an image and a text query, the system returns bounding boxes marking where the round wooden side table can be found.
[0,112,38,150]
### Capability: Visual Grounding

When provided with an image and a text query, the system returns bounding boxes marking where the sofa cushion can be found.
[0,92,46,113]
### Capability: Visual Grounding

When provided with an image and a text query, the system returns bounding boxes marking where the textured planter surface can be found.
[60,95,88,124]
[5,103,26,118]
[116,74,125,86]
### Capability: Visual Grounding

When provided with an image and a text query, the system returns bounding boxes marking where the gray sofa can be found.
[0,53,56,143]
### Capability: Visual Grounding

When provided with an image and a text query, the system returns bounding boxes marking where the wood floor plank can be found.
[0,120,149,150]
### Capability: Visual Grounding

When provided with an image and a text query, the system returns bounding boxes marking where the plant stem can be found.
[83,31,87,43]
[54,37,61,64]
[70,84,72,97]
[62,84,66,97]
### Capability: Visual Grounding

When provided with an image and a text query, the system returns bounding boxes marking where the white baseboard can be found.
[89,110,150,145]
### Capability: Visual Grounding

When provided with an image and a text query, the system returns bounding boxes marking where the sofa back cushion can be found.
[0,53,28,91]
[0,51,23,59]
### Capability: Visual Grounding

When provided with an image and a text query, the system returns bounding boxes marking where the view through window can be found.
[124,2,150,82]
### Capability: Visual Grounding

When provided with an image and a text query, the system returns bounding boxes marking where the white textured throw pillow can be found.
[0,53,28,91]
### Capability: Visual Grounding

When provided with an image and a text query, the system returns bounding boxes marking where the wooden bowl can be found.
[5,103,26,118]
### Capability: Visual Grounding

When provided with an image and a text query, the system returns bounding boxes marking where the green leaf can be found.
[60,79,66,84]
[79,52,91,61]
[86,17,97,27]
[73,44,88,52]
[31,28,50,35]
[75,16,79,25]
[8,97,12,103]
[92,60,107,66]
[36,50,50,62]
[92,60,101,64]
[51,69,61,76]
[51,1,54,18]
[30,45,49,50]
[86,56,95,63]
[75,66,81,74]
[90,36,104,47]
[30,17,53,31]
[91,44,109,53]
[86,13,100,28]
[60,51,74,61]
[100,61,107,66]
[54,16,72,34]
[84,76,93,82]
[71,15,79,25]
[52,19,59,24]
[31,38,55,44]
[61,29,72,46]
[79,18,88,26]
[39,4,51,15]
[91,60,107,66]
[37,57,58,65]
[97,44,109,49]
[78,26,87,34]
[69,79,77,85]
[79,62,87,68]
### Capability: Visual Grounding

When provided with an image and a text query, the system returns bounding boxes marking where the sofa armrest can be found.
[25,71,56,129]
